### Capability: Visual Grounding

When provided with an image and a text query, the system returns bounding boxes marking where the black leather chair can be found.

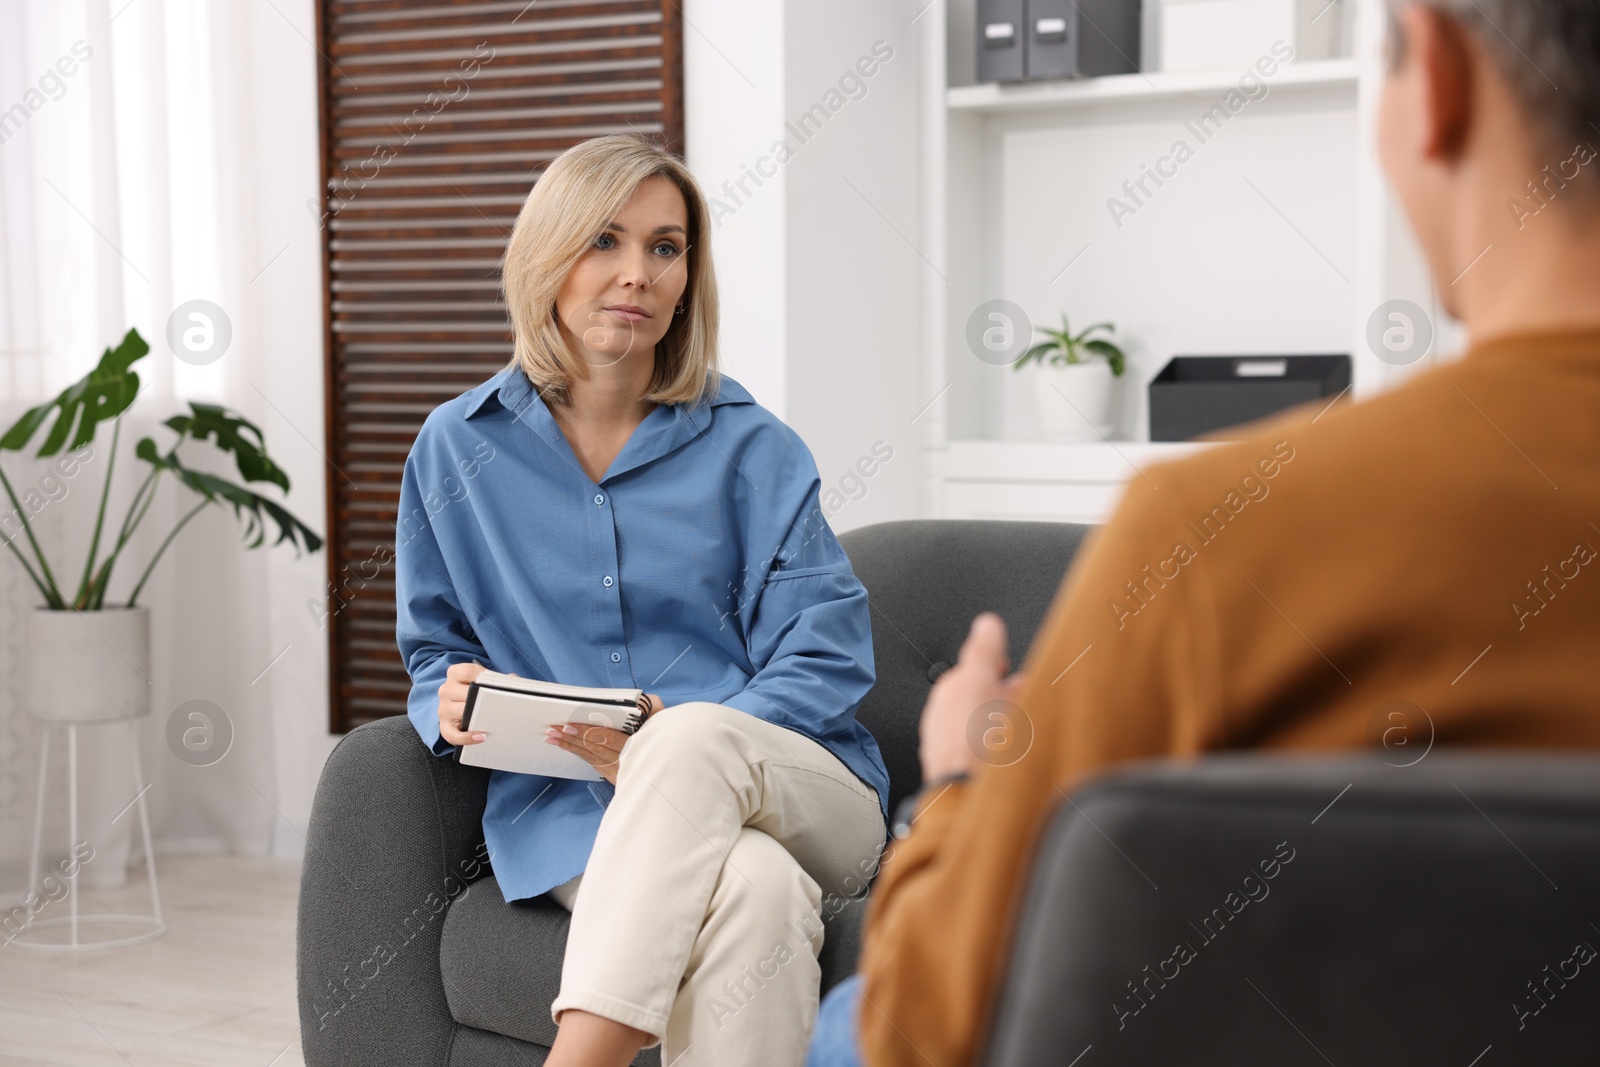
[983,752,1600,1066]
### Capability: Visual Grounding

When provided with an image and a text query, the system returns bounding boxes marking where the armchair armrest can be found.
[297,715,492,1066]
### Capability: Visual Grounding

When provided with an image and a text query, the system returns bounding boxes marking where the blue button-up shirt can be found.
[394,363,890,902]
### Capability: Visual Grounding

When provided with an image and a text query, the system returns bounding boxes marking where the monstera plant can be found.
[1,327,324,909]
[0,327,322,613]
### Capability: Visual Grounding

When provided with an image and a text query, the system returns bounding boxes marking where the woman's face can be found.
[554,175,691,369]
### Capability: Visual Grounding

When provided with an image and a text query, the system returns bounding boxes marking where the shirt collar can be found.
[464,364,528,420]
[464,365,753,420]
[464,364,756,484]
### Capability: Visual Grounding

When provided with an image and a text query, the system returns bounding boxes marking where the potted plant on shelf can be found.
[1012,313,1128,442]
[0,327,323,729]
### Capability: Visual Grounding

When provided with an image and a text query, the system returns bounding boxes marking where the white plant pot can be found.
[26,606,151,722]
[1035,362,1118,442]
[25,605,151,890]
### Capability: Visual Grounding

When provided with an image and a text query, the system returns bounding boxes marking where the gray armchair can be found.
[297,519,1090,1065]
[298,517,1600,1065]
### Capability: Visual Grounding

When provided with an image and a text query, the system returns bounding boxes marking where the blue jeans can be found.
[806,973,866,1067]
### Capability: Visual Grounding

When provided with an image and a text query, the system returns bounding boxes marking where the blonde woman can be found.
[394,134,890,1067]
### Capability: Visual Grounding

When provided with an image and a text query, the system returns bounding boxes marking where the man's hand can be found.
[543,693,666,786]
[919,613,1028,781]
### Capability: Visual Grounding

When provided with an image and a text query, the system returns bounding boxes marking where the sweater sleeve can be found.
[857,469,1222,1066]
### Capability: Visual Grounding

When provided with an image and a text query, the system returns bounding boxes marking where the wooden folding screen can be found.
[313,0,685,732]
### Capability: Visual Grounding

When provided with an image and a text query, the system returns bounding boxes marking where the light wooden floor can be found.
[0,854,305,1067]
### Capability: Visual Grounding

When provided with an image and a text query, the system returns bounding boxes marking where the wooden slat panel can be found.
[315,0,683,734]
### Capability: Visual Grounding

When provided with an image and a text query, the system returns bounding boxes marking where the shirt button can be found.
[603,575,614,587]
[594,494,604,505]
[610,652,621,663]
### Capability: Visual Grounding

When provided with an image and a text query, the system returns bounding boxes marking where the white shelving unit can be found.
[915,0,1452,524]
[946,57,1360,113]
[944,440,1208,524]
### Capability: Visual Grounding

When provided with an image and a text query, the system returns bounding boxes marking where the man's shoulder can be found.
[1138,406,1317,518]
[1138,362,1464,520]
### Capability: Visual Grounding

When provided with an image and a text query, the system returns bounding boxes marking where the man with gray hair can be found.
[810,3,1600,1064]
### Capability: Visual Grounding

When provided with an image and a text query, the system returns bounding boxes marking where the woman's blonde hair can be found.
[500,134,720,407]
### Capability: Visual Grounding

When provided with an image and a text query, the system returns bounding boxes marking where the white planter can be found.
[1034,362,1118,442]
[26,606,151,722]
[24,605,151,891]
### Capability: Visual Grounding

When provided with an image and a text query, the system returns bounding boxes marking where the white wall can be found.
[682,0,789,413]
[685,1,924,534]
[990,89,1361,441]
[780,3,923,534]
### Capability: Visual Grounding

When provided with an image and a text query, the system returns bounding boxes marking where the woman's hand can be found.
[545,722,630,784]
[437,660,521,747]
[439,661,488,746]
[543,693,665,786]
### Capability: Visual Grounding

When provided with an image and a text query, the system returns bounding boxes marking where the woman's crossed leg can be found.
[545,702,885,1067]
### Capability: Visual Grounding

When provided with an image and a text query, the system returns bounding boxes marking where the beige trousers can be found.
[545,702,886,1067]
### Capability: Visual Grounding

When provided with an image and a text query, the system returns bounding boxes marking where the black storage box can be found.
[1148,354,1351,442]
[977,0,1141,84]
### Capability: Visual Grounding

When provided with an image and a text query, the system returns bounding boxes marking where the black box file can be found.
[977,0,1026,83]
[978,0,1141,83]
[1148,354,1352,442]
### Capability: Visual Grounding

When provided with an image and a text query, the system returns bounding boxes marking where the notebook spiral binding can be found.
[620,691,653,735]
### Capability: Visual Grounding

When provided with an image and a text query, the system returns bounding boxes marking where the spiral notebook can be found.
[454,671,650,780]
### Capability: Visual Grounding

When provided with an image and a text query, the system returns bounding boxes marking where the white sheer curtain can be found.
[0,0,326,896]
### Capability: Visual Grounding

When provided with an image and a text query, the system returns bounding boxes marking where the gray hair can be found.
[1386,0,1600,159]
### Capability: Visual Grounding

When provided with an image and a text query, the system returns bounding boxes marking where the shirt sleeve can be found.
[718,433,875,741]
[857,468,1222,1067]
[394,441,491,758]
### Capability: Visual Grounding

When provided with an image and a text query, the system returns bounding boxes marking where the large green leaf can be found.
[0,328,148,455]
[164,402,290,492]
[134,438,323,556]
